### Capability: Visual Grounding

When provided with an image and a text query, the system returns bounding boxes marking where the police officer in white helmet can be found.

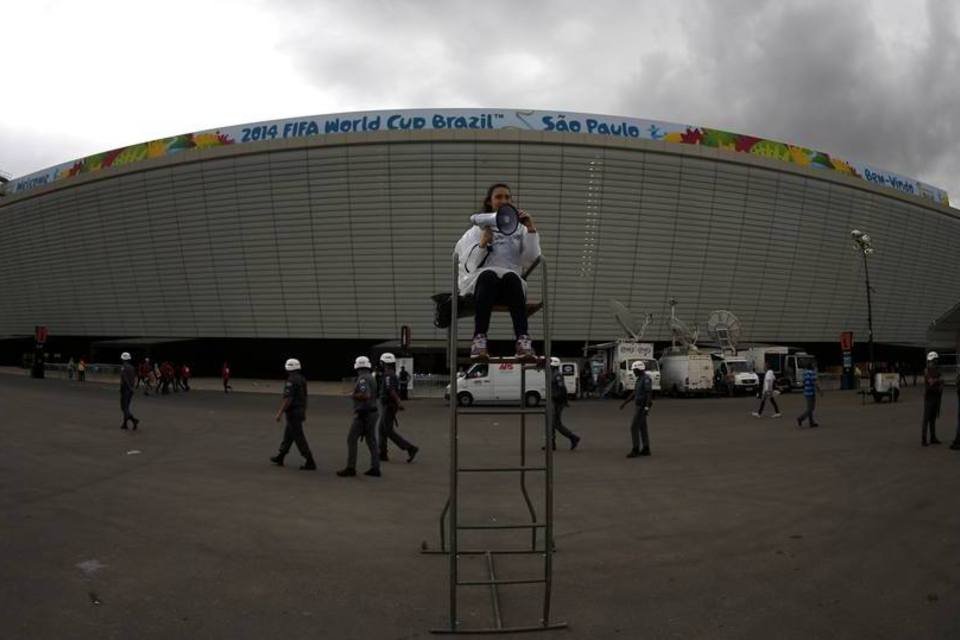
[376,352,419,463]
[270,358,316,470]
[620,359,653,457]
[921,351,944,447]
[119,352,140,430]
[547,357,580,450]
[337,356,381,477]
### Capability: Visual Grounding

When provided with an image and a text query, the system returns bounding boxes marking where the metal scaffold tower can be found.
[422,253,566,634]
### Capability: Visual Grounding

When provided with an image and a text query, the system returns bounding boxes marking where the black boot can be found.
[407,445,419,463]
[336,467,356,477]
[364,467,382,477]
[627,449,641,458]
[270,454,284,466]
[638,447,651,456]
[299,459,317,471]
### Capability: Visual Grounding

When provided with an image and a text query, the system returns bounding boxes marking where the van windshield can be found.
[797,356,816,370]
[726,360,750,373]
[466,364,488,379]
[644,359,659,372]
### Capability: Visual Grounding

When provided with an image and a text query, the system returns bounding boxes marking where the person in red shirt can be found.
[180,364,191,391]
[221,361,232,393]
[160,361,175,395]
[138,359,152,395]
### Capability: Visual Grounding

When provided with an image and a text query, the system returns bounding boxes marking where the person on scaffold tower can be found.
[455,183,541,361]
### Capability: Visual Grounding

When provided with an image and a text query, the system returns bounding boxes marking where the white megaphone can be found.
[470,204,520,236]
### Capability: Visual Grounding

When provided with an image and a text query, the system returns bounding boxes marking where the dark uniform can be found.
[922,364,943,446]
[629,372,653,456]
[272,371,316,468]
[341,371,381,476]
[120,362,139,430]
[378,369,418,462]
[952,383,960,450]
[550,367,580,449]
[398,367,410,400]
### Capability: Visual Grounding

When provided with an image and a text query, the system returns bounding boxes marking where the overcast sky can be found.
[2,0,958,201]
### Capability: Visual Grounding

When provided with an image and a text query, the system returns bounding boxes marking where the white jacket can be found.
[763,369,776,394]
[454,225,541,296]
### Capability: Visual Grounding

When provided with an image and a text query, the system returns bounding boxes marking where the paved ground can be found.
[1,373,958,639]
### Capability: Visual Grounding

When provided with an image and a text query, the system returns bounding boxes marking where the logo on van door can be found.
[498,363,515,371]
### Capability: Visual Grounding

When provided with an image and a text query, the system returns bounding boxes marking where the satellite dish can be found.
[706,310,743,355]
[668,298,699,350]
[609,299,652,341]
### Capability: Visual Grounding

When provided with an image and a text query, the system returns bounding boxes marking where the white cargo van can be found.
[710,353,760,395]
[445,362,549,407]
[659,349,714,396]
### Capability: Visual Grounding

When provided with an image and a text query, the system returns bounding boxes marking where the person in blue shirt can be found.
[796,366,822,428]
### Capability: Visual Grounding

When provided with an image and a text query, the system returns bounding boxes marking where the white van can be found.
[445,362,549,407]
[659,351,714,396]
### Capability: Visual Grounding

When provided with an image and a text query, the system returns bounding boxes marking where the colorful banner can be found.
[3,109,949,206]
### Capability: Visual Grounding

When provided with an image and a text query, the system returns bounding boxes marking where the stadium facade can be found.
[1,108,957,370]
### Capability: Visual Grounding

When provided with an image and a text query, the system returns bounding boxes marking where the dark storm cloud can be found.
[618,0,960,195]
[275,0,960,197]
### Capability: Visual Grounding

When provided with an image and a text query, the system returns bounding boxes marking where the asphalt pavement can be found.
[1,373,958,639]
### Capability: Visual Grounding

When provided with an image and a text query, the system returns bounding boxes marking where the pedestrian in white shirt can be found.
[752,367,782,418]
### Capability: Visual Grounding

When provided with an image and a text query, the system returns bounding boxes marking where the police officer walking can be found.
[620,360,653,457]
[921,351,944,447]
[120,352,140,430]
[270,358,316,470]
[377,353,419,463]
[337,356,381,478]
[548,357,580,450]
[398,365,411,400]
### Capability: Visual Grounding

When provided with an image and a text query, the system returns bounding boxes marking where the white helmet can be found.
[354,356,372,370]
[285,358,301,371]
[631,360,646,372]
[120,352,131,361]
[380,352,397,365]
[550,357,561,367]
[927,351,939,361]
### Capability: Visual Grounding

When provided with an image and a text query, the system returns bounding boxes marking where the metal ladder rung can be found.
[457,523,545,531]
[458,466,546,473]
[457,578,547,587]
[457,407,546,415]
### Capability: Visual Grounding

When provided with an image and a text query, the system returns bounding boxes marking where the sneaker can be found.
[515,334,535,360]
[470,333,489,361]
[751,412,761,418]
[364,467,382,477]
[570,435,581,450]
[336,467,356,477]
[772,413,782,418]
[299,460,317,471]
[407,445,419,463]
[270,455,284,467]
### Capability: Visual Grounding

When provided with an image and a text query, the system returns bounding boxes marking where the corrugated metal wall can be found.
[1,135,957,346]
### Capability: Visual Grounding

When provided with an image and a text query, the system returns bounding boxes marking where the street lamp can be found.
[850,229,876,384]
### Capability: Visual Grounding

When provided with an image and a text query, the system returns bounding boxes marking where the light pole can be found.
[850,229,876,384]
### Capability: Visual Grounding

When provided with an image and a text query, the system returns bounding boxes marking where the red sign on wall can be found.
[840,331,854,352]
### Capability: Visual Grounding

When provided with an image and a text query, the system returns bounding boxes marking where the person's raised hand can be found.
[480,227,494,247]
[518,210,536,232]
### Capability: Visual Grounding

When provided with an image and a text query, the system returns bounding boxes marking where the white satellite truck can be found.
[445,361,549,407]
[741,346,817,392]
[657,299,715,396]
[586,299,662,396]
[704,310,760,395]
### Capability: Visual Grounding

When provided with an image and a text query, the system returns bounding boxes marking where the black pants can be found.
[399,384,409,400]
[347,411,379,470]
[474,270,527,337]
[120,389,137,426]
[277,413,314,462]
[757,392,780,415]
[953,403,960,445]
[551,403,577,446]
[223,379,231,393]
[379,405,413,456]
[630,406,650,451]
[922,395,941,443]
[798,396,817,425]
